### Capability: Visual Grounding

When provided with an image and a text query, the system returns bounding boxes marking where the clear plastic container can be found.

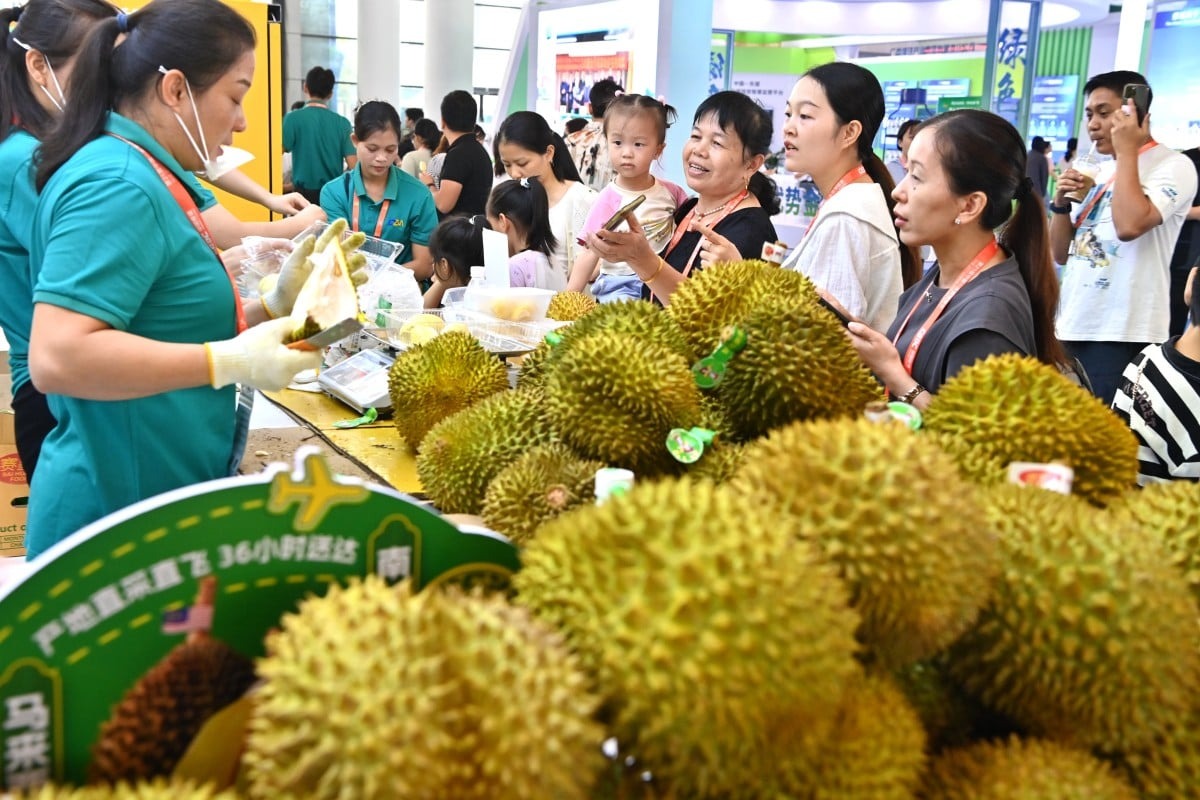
[463,286,556,322]
[236,251,287,299]
[379,308,555,354]
[443,287,468,307]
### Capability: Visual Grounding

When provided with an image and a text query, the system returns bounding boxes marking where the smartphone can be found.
[1122,83,1150,126]
[817,295,852,328]
[602,194,647,232]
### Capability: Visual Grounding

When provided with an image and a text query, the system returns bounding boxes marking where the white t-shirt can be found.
[547,181,598,283]
[1058,143,1198,343]
[580,179,689,277]
[782,182,903,331]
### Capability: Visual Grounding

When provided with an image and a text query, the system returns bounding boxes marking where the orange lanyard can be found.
[892,238,999,375]
[1073,139,1157,229]
[108,133,246,333]
[663,188,749,277]
[351,192,390,238]
[803,164,868,239]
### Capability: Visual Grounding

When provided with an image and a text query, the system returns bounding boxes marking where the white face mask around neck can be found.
[158,65,254,180]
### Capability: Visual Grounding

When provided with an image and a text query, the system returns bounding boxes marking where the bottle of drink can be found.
[1065,142,1102,203]
[463,266,488,312]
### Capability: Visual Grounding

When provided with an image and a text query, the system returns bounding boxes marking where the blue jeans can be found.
[593,273,643,303]
[1064,340,1149,407]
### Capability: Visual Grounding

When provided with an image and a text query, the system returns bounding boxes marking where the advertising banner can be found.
[1147,1,1200,148]
[1028,75,1080,158]
[730,73,796,155]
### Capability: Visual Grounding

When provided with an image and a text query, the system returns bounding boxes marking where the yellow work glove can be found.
[204,317,323,390]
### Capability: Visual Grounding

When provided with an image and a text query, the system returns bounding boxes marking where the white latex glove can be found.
[205,317,322,390]
[261,234,316,318]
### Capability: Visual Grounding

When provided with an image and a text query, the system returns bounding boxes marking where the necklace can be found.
[695,190,745,219]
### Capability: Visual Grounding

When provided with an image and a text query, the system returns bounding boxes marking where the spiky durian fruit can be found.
[244,577,605,800]
[416,389,555,514]
[514,339,551,391]
[731,417,998,667]
[1114,480,1200,603]
[544,299,691,374]
[923,737,1139,800]
[685,442,744,484]
[948,484,1200,751]
[18,780,241,799]
[769,671,926,799]
[546,290,598,321]
[480,443,604,543]
[514,479,861,798]
[387,330,509,451]
[89,638,256,785]
[543,331,704,475]
[923,354,1138,506]
[665,259,806,358]
[715,294,880,440]
[1114,705,1200,800]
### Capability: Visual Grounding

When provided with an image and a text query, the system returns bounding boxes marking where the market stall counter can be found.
[261,388,422,494]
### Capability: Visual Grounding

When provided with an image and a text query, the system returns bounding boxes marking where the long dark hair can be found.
[493,110,582,182]
[923,109,1068,368]
[805,62,921,288]
[0,0,117,142]
[692,91,780,215]
[430,215,485,285]
[35,0,255,190]
[488,178,557,259]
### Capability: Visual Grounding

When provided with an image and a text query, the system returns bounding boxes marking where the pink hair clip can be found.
[656,94,668,104]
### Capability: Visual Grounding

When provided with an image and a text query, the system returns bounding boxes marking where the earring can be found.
[953,217,962,225]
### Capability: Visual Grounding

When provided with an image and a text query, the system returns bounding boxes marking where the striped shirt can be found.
[1111,337,1200,485]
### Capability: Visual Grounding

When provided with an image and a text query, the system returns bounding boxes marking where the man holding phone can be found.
[1050,71,1197,405]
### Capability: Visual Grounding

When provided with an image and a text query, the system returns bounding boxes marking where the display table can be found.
[262,389,422,494]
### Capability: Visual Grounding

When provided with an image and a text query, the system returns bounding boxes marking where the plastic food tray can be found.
[293,221,404,271]
[373,308,565,356]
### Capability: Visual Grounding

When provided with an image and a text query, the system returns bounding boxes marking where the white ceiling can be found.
[712,0,1114,37]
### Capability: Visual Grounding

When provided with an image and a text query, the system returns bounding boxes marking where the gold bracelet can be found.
[899,383,926,405]
[646,257,666,282]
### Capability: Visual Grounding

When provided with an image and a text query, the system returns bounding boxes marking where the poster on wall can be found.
[555,53,630,116]
[730,73,796,156]
[1027,75,1080,158]
[1146,0,1200,148]
[534,1,659,126]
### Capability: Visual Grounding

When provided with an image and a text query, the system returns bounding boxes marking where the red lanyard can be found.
[1073,139,1157,229]
[107,133,247,333]
[803,164,868,239]
[891,238,1000,375]
[663,188,749,278]
[351,193,390,238]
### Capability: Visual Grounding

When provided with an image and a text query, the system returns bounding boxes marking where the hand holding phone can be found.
[602,194,647,231]
[817,295,853,328]
[1122,83,1150,126]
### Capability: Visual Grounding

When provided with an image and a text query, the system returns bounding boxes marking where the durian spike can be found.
[186,576,217,644]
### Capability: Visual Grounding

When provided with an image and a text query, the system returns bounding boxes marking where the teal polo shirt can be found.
[283,103,354,190]
[0,128,41,395]
[319,164,437,265]
[27,112,239,558]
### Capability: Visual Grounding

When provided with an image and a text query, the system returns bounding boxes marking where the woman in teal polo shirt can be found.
[25,0,326,559]
[1,0,118,482]
[319,101,437,282]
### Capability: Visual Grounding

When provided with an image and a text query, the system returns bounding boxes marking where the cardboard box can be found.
[0,349,28,558]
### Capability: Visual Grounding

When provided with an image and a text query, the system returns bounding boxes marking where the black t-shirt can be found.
[439,133,493,218]
[1170,147,1200,271]
[886,255,1036,393]
[642,198,777,300]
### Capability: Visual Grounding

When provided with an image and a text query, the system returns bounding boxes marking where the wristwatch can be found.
[1048,200,1072,215]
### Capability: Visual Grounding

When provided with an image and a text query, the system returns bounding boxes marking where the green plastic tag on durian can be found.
[886,401,922,431]
[691,326,748,389]
[544,331,564,347]
[333,406,378,429]
[666,427,716,464]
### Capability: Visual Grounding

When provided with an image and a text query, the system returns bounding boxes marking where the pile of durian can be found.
[30,261,1200,799]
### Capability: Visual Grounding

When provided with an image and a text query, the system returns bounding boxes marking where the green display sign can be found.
[0,448,519,790]
[938,96,985,113]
